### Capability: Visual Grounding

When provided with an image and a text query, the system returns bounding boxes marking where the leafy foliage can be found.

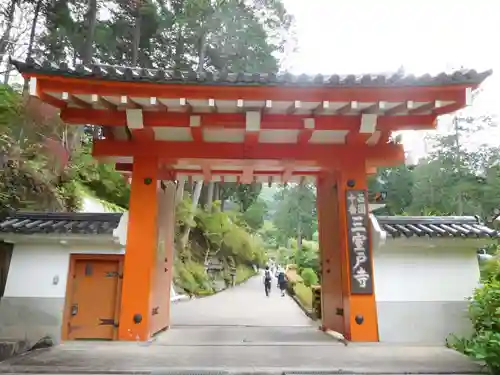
[242,198,268,232]
[173,197,266,295]
[369,114,500,219]
[449,276,500,374]
[273,183,317,246]
[173,258,214,295]
[300,268,318,287]
[0,85,81,213]
[293,282,313,309]
[195,205,267,266]
[73,140,130,209]
[292,239,319,275]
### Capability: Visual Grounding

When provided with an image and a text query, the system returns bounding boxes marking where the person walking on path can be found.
[264,266,272,297]
[277,269,288,297]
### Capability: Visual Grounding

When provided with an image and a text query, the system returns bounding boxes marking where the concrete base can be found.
[0,297,64,346]
[0,340,30,362]
[377,300,472,344]
[0,340,484,374]
[171,295,189,303]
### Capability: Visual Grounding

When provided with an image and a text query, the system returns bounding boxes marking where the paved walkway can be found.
[161,273,329,345]
[170,273,314,327]
[0,275,485,374]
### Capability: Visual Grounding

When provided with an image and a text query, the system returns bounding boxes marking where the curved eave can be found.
[10,58,493,89]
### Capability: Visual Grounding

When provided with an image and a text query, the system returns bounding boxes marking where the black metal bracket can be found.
[105,271,121,278]
[152,307,159,315]
[99,318,118,327]
[336,308,344,316]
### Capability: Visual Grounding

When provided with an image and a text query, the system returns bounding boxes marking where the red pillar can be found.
[317,162,379,342]
[149,180,176,334]
[317,173,345,335]
[118,156,159,341]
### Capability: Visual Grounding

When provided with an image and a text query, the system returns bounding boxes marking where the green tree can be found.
[301,267,318,287]
[242,198,267,232]
[273,183,317,248]
[0,85,81,213]
[368,165,414,214]
[367,111,500,219]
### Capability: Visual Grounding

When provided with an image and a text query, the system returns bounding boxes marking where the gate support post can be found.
[118,156,159,341]
[149,180,176,334]
[317,172,346,336]
[337,162,379,342]
[317,162,379,342]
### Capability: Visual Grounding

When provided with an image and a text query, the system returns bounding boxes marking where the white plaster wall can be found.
[373,239,481,302]
[4,244,124,298]
[373,238,480,343]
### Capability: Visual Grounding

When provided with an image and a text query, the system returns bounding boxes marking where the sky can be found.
[283,0,500,159]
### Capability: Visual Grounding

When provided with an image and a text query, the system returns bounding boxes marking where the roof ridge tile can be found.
[10,58,492,88]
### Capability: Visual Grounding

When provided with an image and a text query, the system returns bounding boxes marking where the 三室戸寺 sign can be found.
[346,190,374,295]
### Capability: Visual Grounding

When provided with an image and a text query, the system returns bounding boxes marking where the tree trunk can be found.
[214,182,220,201]
[0,0,17,56]
[297,213,303,252]
[23,0,43,93]
[3,60,11,84]
[0,0,17,85]
[173,26,184,71]
[82,0,97,65]
[176,176,186,203]
[179,180,203,249]
[206,182,214,211]
[197,32,206,74]
[198,184,208,208]
[131,1,142,65]
[454,117,464,215]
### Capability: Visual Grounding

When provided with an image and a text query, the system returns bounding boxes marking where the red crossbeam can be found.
[61,109,437,132]
[94,139,404,166]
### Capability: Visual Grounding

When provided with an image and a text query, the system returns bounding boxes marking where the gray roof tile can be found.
[376,216,499,239]
[10,58,492,88]
[0,212,122,235]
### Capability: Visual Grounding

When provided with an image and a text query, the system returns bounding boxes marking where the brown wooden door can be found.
[68,259,121,340]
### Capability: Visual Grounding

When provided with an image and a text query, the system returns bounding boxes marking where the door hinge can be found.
[152,307,159,315]
[336,308,344,316]
[105,271,123,278]
[99,318,119,328]
[85,264,93,276]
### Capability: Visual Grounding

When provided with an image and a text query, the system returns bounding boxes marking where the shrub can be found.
[185,261,212,290]
[286,267,302,283]
[301,267,318,287]
[196,207,266,265]
[173,259,213,295]
[294,282,313,309]
[481,257,500,282]
[449,279,500,374]
[174,196,266,296]
[235,265,257,284]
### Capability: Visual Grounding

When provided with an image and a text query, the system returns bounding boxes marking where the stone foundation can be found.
[0,297,64,346]
[377,300,472,344]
